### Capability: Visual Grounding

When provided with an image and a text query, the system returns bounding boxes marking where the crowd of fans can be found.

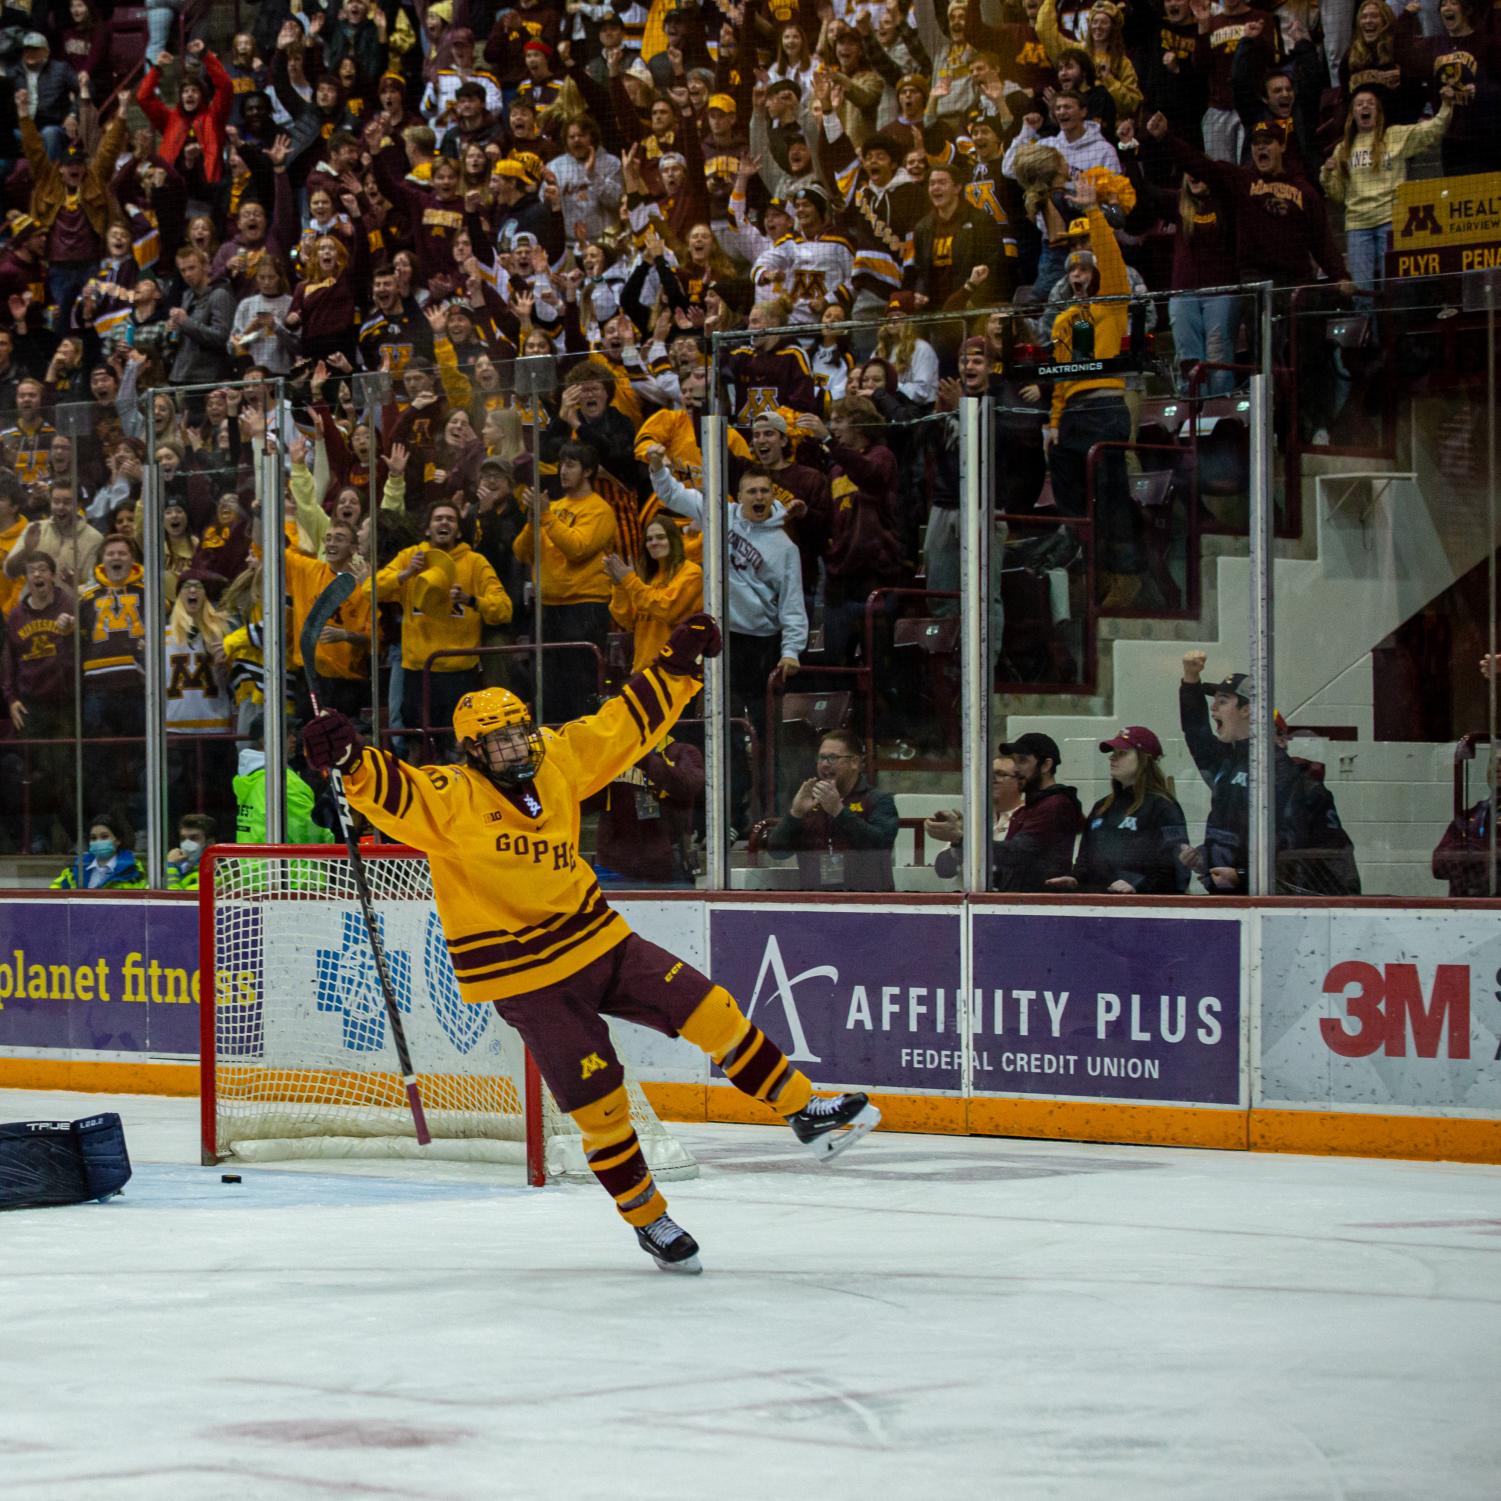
[775,652,1367,896]
[0,0,1495,880]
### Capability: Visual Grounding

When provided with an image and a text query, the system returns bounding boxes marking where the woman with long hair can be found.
[581,241,626,342]
[218,557,268,741]
[432,407,484,498]
[769,21,817,93]
[283,231,366,365]
[482,404,528,467]
[459,141,495,197]
[874,293,940,408]
[1166,170,1241,396]
[1007,140,1073,293]
[1339,0,1422,122]
[1321,86,1453,289]
[1046,727,1189,894]
[512,330,556,434]
[230,256,296,373]
[673,222,738,306]
[813,302,856,401]
[165,572,232,731]
[163,568,234,827]
[467,353,510,430]
[1038,0,1142,115]
[604,516,704,675]
[185,213,220,263]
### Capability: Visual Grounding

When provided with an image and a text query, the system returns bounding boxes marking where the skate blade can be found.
[652,1252,703,1275]
[811,1103,881,1163]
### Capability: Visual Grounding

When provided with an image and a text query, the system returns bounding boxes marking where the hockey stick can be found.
[301,573,432,1145]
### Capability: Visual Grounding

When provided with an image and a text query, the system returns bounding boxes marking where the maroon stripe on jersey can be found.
[625,670,666,733]
[373,752,403,817]
[448,881,607,950]
[451,904,618,977]
[619,686,649,742]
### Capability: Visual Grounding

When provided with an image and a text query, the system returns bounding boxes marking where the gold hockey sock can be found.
[681,987,814,1117]
[571,1087,666,1227]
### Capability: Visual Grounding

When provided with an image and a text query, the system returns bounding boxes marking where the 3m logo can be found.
[1319,961,1470,1059]
[1401,202,1443,237]
[580,1052,607,1080]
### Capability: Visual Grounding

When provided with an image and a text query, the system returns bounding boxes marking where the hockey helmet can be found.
[453,688,546,785]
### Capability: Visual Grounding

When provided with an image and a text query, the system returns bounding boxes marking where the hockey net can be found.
[199,845,697,1184]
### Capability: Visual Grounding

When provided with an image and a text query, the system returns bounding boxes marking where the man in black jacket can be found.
[1178,651,1361,894]
[993,731,1085,890]
[769,729,898,892]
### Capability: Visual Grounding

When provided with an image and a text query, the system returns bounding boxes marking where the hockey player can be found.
[300,615,878,1274]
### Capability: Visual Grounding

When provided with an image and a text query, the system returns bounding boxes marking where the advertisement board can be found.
[1259,910,1501,1112]
[1386,171,1501,276]
[970,910,1243,1105]
[0,898,200,1058]
[707,905,965,1091]
[0,896,704,1078]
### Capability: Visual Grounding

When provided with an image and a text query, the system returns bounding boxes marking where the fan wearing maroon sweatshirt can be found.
[726,298,822,426]
[1405,0,1501,174]
[371,144,483,285]
[3,549,75,736]
[283,222,371,367]
[2,549,77,850]
[1146,113,1350,289]
[1190,0,1280,160]
[992,732,1085,891]
[798,397,905,668]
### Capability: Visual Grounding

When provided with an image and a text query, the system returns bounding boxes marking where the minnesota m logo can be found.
[92,594,143,641]
[580,1052,607,1080]
[1401,201,1443,236]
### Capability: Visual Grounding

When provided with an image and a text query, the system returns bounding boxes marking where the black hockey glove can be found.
[302,710,363,772]
[657,613,723,677]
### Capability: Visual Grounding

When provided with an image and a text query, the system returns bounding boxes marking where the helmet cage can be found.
[470,723,546,786]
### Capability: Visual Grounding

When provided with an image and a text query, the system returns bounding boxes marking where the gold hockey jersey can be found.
[341,662,701,1002]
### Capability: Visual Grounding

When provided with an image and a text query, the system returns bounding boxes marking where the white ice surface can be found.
[2,1088,1499,1501]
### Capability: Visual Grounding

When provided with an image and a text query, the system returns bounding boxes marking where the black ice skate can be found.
[635,1213,702,1274]
[789,1093,881,1162]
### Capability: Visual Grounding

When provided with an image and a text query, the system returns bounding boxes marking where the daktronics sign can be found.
[1260,913,1501,1112]
[1319,961,1472,1060]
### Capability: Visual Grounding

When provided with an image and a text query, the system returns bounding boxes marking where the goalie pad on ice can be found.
[0,1113,132,1209]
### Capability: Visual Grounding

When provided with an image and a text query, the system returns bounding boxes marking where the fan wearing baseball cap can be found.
[991,731,1085,890]
[1178,650,1360,895]
[1046,727,1190,895]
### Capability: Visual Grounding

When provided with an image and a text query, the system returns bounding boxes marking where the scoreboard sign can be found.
[1386,172,1501,277]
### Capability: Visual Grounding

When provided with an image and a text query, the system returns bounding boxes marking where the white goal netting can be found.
[204,848,697,1181]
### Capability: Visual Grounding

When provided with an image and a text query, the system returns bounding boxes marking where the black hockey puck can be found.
[221,1173,242,1184]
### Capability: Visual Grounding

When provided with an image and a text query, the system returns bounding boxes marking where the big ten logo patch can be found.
[1319,961,1470,1060]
